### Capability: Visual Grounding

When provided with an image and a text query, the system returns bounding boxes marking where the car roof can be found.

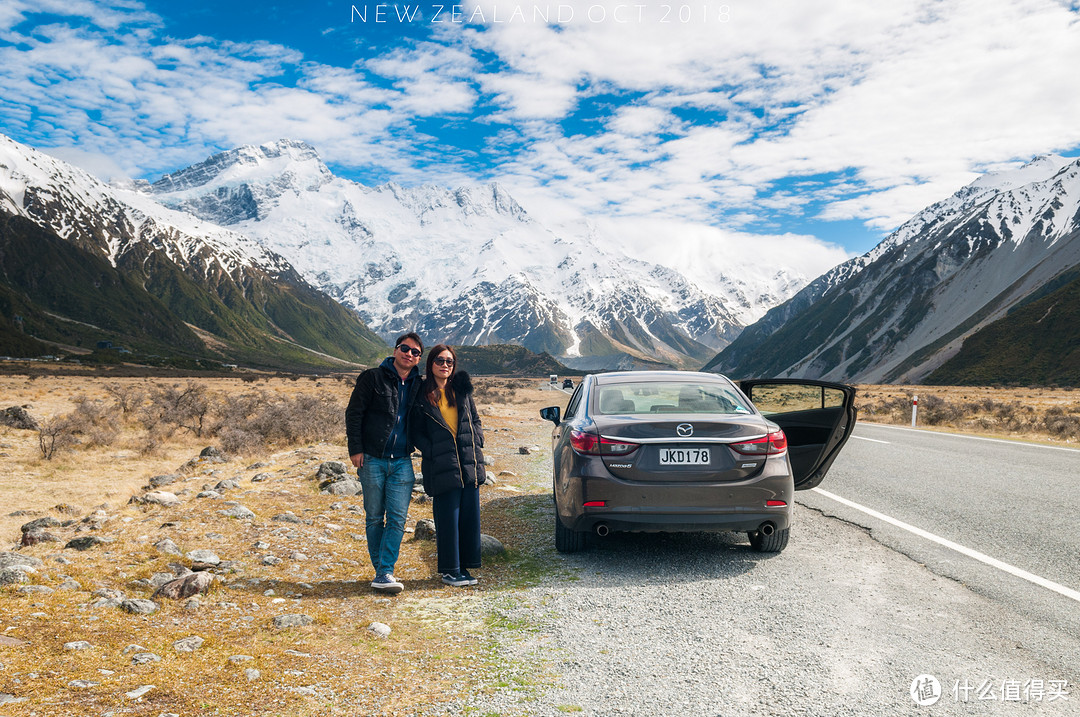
[590,370,733,385]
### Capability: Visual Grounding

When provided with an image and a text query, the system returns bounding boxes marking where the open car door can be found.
[738,379,857,490]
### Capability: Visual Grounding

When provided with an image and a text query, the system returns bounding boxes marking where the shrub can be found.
[139,382,213,437]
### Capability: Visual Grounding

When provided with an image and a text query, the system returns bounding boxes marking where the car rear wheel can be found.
[748,526,789,553]
[555,514,587,553]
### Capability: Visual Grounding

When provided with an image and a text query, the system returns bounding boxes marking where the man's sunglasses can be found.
[396,345,422,357]
[433,357,455,366]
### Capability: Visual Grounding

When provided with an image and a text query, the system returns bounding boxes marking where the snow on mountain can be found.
[0,134,291,278]
[149,139,811,368]
[705,154,1080,383]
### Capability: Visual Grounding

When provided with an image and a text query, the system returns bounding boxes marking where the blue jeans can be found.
[357,456,415,576]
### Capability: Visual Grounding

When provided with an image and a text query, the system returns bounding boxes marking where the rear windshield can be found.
[592,381,752,415]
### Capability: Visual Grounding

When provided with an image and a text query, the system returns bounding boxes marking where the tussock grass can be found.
[0,374,567,715]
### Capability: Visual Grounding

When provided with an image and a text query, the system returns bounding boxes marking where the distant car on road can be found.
[562,378,574,389]
[539,371,856,553]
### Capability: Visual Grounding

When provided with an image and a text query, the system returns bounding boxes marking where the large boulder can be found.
[153,571,215,600]
[1,406,38,430]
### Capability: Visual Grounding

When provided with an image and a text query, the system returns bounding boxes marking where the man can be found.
[345,332,423,594]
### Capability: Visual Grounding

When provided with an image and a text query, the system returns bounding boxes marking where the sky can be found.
[3,0,1080,279]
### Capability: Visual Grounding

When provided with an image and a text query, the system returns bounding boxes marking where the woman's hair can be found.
[422,344,457,407]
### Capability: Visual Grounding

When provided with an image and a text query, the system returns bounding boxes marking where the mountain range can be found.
[704,154,1080,384]
[0,134,385,370]
[146,139,809,370]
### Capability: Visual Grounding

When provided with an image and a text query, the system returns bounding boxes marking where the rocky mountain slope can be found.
[149,140,810,369]
[0,135,386,368]
[705,155,1080,384]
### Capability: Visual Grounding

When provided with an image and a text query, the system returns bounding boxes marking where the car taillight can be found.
[730,429,787,456]
[569,430,639,456]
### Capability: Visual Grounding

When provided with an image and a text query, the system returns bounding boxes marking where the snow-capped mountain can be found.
[705,154,1080,383]
[149,140,809,369]
[0,134,385,367]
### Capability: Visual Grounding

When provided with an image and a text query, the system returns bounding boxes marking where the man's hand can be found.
[350,453,364,469]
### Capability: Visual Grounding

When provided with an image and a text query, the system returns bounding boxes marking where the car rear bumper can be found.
[563,507,791,534]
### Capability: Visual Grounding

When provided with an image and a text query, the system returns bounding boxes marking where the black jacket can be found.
[408,372,486,496]
[345,357,421,458]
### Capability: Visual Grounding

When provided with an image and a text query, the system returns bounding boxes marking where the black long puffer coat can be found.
[408,371,486,497]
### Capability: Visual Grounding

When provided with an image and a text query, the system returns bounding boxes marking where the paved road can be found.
[462,420,1080,716]
[799,423,1080,637]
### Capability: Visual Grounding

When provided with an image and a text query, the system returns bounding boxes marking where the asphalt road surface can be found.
[799,423,1080,638]
[461,421,1080,716]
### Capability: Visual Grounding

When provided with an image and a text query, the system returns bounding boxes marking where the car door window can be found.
[750,383,835,415]
[565,385,583,419]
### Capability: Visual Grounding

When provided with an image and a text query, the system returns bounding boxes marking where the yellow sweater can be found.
[438,390,458,436]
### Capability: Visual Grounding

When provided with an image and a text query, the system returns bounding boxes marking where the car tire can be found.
[748,526,789,553]
[555,514,587,553]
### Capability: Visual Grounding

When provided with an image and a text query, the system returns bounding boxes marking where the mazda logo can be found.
[676,423,694,437]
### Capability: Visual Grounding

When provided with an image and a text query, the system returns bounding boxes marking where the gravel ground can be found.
[452,504,1079,716]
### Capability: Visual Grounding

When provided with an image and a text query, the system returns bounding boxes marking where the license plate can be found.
[658,448,710,465]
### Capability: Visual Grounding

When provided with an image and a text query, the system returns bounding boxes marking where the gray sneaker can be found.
[371,574,404,594]
[460,568,479,586]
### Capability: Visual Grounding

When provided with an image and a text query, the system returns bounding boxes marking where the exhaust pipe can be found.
[594,523,610,537]
[758,522,775,536]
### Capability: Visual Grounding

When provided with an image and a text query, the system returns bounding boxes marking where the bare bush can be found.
[103,382,147,414]
[212,391,344,455]
[139,382,213,437]
[38,415,78,459]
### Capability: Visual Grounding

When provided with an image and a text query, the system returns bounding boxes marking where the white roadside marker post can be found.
[911,395,918,427]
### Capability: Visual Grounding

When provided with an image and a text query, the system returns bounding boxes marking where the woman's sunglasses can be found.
[396,345,422,357]
[433,357,455,366]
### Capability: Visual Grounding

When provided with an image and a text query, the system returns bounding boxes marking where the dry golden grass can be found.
[3,373,1076,715]
[0,374,563,716]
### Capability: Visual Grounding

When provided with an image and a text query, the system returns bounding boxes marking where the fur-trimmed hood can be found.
[451,370,474,396]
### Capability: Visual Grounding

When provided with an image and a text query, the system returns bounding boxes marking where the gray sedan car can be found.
[539,371,856,553]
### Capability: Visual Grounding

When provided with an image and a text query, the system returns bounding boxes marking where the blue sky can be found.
[3,0,1080,276]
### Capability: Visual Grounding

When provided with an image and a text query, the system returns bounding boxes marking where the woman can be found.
[408,344,485,587]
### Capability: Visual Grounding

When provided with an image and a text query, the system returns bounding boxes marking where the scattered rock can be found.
[131,652,161,665]
[63,640,93,651]
[218,504,255,520]
[121,598,159,615]
[214,479,239,491]
[497,470,517,477]
[261,555,282,566]
[65,536,105,551]
[17,585,54,595]
[53,502,80,515]
[0,635,29,646]
[289,552,307,561]
[57,578,82,591]
[20,516,61,533]
[200,446,224,458]
[485,472,497,485]
[186,549,221,566]
[228,655,254,664]
[272,614,313,629]
[483,455,495,466]
[125,685,155,699]
[148,473,182,488]
[173,636,204,652]
[321,479,362,496]
[517,446,532,454]
[93,588,124,599]
[315,461,348,479]
[272,513,303,524]
[154,538,183,556]
[123,644,148,654]
[1,406,39,430]
[0,567,30,586]
[245,668,260,681]
[196,490,222,499]
[368,622,391,639]
[251,472,270,482]
[413,518,436,541]
[0,552,42,570]
[67,680,99,689]
[153,571,215,600]
[21,529,59,547]
[480,533,505,556]
[134,491,180,508]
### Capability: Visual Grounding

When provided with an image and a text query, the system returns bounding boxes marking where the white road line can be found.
[851,435,890,444]
[811,487,1080,605]
[861,422,1080,453]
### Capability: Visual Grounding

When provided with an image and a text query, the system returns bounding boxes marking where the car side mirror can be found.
[540,406,560,424]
